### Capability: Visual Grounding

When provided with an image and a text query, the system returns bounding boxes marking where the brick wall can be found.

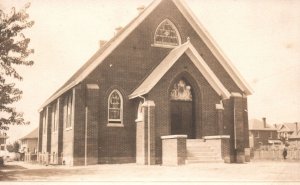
[38,0,249,165]
[250,130,278,149]
[148,54,221,163]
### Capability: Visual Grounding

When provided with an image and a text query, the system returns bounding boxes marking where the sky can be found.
[1,0,300,142]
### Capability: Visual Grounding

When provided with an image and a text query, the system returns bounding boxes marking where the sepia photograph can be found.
[0,0,299,183]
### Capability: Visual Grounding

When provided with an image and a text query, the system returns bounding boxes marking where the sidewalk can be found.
[1,160,300,182]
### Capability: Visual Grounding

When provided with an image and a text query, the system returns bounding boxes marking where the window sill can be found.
[107,123,124,127]
[65,127,72,131]
[151,43,178,49]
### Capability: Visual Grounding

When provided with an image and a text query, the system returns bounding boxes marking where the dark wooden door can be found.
[170,101,194,138]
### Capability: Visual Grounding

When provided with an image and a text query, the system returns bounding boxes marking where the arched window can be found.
[108,90,123,126]
[154,19,181,47]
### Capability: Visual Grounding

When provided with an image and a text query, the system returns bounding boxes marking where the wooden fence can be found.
[253,148,300,160]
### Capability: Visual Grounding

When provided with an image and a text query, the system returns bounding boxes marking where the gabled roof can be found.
[249,119,277,131]
[173,0,253,95]
[20,128,38,140]
[129,40,231,99]
[278,123,300,136]
[39,0,253,110]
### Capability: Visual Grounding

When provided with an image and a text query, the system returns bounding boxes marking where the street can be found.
[0,160,299,182]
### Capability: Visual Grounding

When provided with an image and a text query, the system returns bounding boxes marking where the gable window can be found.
[63,94,73,129]
[108,90,123,127]
[154,19,181,47]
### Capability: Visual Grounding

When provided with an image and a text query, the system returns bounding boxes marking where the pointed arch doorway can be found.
[170,78,196,139]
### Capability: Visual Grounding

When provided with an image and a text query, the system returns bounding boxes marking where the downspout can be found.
[138,95,151,165]
[84,84,88,166]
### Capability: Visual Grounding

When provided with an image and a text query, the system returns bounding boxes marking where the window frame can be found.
[43,110,47,135]
[107,90,124,127]
[255,131,260,138]
[153,19,181,48]
[64,93,73,130]
[269,131,273,138]
[52,102,58,133]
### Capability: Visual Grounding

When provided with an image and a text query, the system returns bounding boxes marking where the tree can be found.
[0,3,34,130]
[6,141,20,153]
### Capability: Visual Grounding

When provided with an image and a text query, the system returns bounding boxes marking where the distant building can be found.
[276,122,300,148]
[0,131,8,152]
[20,128,38,153]
[249,118,279,149]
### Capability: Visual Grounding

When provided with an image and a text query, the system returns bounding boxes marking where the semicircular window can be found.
[154,19,181,47]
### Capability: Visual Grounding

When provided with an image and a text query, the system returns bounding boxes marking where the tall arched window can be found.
[108,90,123,127]
[154,19,181,47]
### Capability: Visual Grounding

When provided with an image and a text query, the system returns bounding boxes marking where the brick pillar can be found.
[136,118,146,164]
[231,93,245,163]
[85,84,99,165]
[57,98,64,164]
[73,85,86,166]
[220,136,231,163]
[161,135,187,166]
[136,100,156,165]
[46,106,52,154]
[38,110,43,153]
[216,103,224,135]
[242,95,250,162]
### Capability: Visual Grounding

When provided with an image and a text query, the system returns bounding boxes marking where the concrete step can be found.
[187,147,215,152]
[187,139,205,142]
[186,159,224,164]
[187,151,219,157]
[187,156,221,161]
[186,139,223,163]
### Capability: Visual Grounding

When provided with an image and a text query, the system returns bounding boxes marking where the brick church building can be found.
[38,0,253,166]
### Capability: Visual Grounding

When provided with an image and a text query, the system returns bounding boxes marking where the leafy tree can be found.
[0,3,34,130]
[6,141,20,153]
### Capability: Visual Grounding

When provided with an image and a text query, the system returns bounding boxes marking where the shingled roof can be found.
[20,128,38,140]
[249,119,277,131]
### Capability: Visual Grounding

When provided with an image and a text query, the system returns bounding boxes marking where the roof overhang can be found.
[129,41,231,99]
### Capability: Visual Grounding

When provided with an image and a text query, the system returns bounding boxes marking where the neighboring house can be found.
[20,128,38,153]
[276,122,300,148]
[0,131,8,152]
[249,118,279,150]
[38,0,253,166]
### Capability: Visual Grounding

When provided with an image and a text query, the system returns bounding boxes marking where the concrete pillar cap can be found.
[216,103,224,110]
[231,92,242,97]
[142,100,155,107]
[161,135,188,139]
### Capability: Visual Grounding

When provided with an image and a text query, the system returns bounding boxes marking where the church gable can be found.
[40,0,252,110]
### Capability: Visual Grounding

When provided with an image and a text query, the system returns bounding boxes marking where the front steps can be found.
[186,139,223,164]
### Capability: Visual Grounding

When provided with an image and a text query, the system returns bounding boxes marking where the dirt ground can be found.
[0,160,300,183]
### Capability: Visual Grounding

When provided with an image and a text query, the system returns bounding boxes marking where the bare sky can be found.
[1,0,300,142]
